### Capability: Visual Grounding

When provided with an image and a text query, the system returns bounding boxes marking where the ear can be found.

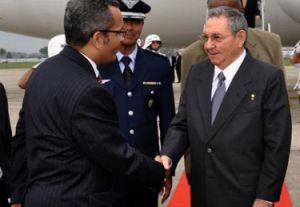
[236,30,247,48]
[90,31,105,49]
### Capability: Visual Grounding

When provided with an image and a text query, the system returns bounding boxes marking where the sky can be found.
[0,31,49,54]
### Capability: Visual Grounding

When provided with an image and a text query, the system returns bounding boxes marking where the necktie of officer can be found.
[121,56,132,88]
[211,72,226,124]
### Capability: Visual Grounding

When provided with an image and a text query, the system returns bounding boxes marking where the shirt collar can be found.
[116,44,138,65]
[80,52,99,78]
[213,49,246,83]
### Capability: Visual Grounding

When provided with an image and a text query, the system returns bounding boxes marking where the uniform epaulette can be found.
[144,48,167,58]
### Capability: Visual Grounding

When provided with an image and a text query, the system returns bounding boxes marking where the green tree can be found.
[0,48,7,56]
[6,52,13,59]
[39,46,48,56]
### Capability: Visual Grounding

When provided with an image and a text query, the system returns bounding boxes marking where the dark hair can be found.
[64,0,119,46]
[208,6,248,35]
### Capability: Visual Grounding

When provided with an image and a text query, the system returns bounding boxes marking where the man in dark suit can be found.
[10,1,165,206]
[160,6,291,207]
[181,0,285,185]
[0,82,12,207]
[101,1,175,206]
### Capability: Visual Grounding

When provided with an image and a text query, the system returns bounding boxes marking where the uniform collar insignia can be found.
[122,0,140,9]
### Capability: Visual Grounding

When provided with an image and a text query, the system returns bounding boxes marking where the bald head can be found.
[207,0,244,12]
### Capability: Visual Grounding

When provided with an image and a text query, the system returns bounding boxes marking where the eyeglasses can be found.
[201,34,228,43]
[99,29,127,37]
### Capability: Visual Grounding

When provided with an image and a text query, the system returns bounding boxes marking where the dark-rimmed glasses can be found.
[98,29,127,37]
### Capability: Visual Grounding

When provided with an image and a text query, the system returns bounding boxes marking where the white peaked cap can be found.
[47,34,66,57]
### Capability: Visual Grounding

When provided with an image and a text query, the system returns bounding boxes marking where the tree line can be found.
[0,47,48,59]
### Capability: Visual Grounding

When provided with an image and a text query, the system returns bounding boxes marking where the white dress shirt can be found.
[211,49,246,100]
[116,45,138,73]
[80,52,99,78]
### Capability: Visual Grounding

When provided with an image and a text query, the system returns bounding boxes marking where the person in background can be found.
[0,82,12,207]
[160,6,291,207]
[240,0,260,28]
[101,0,175,206]
[291,40,300,104]
[142,34,162,52]
[175,52,181,83]
[10,0,166,206]
[18,34,66,89]
[170,55,177,83]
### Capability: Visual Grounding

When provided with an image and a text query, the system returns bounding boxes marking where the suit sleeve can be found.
[0,83,12,157]
[256,69,291,201]
[72,85,164,190]
[10,108,28,204]
[161,75,190,166]
[159,59,175,146]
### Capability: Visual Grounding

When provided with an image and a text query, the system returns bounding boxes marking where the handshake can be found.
[155,155,173,204]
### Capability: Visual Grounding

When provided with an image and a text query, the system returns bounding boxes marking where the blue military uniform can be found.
[101,1,175,206]
[101,47,175,158]
[101,46,175,206]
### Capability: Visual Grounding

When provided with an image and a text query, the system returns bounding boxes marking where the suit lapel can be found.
[209,53,253,142]
[196,63,214,136]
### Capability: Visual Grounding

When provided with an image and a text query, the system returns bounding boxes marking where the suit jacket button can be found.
[207,148,212,153]
[129,129,135,135]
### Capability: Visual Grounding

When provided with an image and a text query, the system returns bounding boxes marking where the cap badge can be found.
[122,0,140,9]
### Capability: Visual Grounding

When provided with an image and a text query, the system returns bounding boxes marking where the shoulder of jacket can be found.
[183,40,204,55]
[143,49,170,63]
[249,28,281,42]
[144,48,167,58]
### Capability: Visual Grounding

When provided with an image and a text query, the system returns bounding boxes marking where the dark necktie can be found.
[121,56,132,89]
[211,72,226,124]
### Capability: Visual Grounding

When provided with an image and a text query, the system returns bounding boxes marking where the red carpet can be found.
[168,173,292,207]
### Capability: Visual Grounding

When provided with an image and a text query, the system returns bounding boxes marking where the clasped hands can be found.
[155,155,173,204]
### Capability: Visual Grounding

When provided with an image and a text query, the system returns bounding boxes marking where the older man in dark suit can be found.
[10,0,165,207]
[0,83,12,207]
[181,0,285,182]
[160,6,291,207]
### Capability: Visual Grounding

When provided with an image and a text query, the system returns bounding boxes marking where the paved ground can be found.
[0,67,299,206]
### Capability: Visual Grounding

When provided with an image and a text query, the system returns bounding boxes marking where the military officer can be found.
[101,0,175,207]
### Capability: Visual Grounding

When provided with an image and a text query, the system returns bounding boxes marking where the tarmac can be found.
[0,66,299,206]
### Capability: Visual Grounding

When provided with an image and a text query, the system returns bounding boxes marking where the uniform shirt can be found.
[211,49,246,99]
[116,45,138,73]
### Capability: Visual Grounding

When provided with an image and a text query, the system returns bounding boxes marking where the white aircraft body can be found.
[0,0,299,47]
